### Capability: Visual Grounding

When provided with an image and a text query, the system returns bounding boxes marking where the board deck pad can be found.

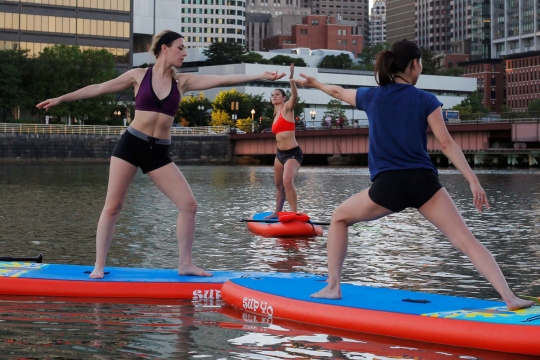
[221,277,540,355]
[0,262,325,299]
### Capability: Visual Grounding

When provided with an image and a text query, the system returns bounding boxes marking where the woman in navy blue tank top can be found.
[293,40,533,311]
[37,30,286,280]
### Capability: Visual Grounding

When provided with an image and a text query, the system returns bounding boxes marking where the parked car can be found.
[261,128,273,133]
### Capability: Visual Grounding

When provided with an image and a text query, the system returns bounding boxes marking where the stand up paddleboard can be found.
[221,277,540,356]
[244,212,324,237]
[0,261,324,300]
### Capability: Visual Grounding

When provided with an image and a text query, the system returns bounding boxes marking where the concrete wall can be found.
[0,134,232,164]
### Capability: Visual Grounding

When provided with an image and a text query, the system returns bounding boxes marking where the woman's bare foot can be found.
[89,267,105,279]
[178,264,212,277]
[506,296,535,311]
[310,284,342,299]
[264,212,278,219]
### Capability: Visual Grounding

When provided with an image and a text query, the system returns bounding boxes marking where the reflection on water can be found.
[0,164,539,358]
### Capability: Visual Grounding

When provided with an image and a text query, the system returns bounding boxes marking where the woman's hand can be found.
[36,97,62,111]
[292,73,318,88]
[262,70,286,81]
[289,63,294,80]
[470,181,490,212]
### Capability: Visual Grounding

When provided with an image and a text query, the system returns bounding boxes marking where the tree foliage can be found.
[420,47,443,75]
[0,49,28,121]
[32,45,117,124]
[527,99,540,117]
[322,99,347,126]
[436,67,464,77]
[176,92,213,127]
[318,54,353,69]
[268,54,307,67]
[451,91,489,120]
[203,42,246,65]
[239,52,270,64]
[356,43,391,71]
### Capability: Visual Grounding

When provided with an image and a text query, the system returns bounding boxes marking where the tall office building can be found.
[133,0,246,53]
[385,0,414,45]
[416,0,450,53]
[302,0,369,41]
[0,0,131,69]
[451,0,490,59]
[492,0,539,57]
[245,0,308,51]
[369,0,385,45]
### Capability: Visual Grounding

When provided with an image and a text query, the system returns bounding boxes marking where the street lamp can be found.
[231,101,239,133]
[251,109,255,133]
[197,105,204,126]
[309,110,317,128]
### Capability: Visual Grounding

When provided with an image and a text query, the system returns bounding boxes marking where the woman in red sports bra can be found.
[37,30,286,280]
[266,63,304,219]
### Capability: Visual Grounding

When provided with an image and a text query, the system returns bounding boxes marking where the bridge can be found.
[230,119,540,166]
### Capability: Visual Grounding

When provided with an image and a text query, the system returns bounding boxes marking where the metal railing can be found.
[0,123,228,136]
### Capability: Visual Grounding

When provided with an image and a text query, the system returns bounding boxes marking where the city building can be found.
[262,15,363,57]
[458,58,505,113]
[0,0,131,69]
[416,0,451,54]
[302,0,369,41]
[385,0,415,46]
[246,1,309,52]
[133,0,246,52]
[503,51,540,113]
[491,0,539,58]
[369,0,386,46]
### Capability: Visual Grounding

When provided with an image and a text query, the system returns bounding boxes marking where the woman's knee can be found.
[179,196,198,215]
[102,200,124,217]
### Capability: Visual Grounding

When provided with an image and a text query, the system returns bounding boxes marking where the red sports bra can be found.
[272,110,295,134]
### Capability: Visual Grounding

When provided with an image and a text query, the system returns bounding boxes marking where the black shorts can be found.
[276,146,303,165]
[368,168,443,212]
[112,128,173,174]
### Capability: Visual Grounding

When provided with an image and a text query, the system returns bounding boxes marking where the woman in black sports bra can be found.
[37,30,286,279]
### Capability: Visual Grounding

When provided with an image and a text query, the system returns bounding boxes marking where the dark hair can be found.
[374,39,422,86]
[150,30,184,57]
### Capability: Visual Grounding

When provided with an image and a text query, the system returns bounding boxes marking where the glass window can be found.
[56,17,62,33]
[103,20,110,36]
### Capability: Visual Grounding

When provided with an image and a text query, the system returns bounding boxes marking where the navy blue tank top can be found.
[135,67,181,117]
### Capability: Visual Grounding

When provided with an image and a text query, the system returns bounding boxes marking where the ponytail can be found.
[374,39,422,86]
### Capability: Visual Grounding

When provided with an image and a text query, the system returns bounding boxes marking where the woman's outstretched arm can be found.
[179,70,286,93]
[293,73,357,107]
[36,69,141,111]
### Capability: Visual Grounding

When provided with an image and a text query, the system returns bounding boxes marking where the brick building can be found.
[458,59,505,113]
[503,51,540,113]
[262,15,363,57]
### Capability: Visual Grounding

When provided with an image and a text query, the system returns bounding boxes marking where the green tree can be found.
[420,47,443,75]
[212,88,251,127]
[33,45,116,125]
[203,42,246,65]
[269,54,307,67]
[500,105,517,119]
[527,99,540,118]
[0,49,28,121]
[356,43,391,71]
[239,52,270,64]
[452,92,489,120]
[318,54,353,69]
[436,67,464,77]
[322,99,347,125]
[210,109,232,126]
[177,92,213,127]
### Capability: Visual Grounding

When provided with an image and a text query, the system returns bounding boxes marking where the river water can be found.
[0,164,539,359]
